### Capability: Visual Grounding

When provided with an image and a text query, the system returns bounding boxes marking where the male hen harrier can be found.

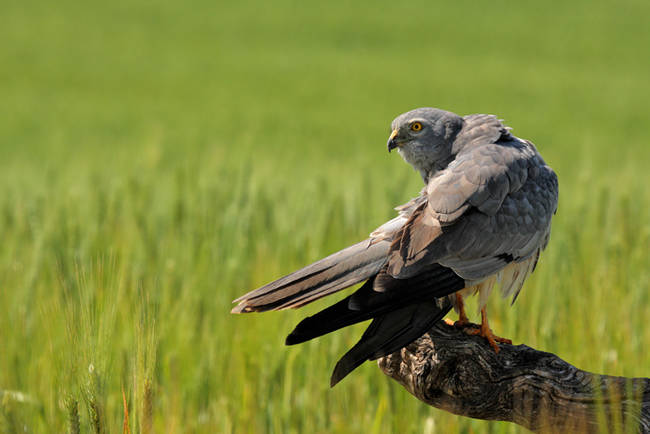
[232,107,558,386]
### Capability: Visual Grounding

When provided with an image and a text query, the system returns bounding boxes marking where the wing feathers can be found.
[329,298,452,387]
[285,264,464,346]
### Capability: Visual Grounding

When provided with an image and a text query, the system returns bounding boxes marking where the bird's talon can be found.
[494,336,512,345]
[462,306,512,353]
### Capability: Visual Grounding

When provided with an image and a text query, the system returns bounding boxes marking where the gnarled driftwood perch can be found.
[378,321,650,433]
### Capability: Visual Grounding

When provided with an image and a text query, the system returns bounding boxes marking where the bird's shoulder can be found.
[453,113,512,154]
[427,131,555,220]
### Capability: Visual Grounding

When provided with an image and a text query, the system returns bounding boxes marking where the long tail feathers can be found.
[231,239,390,313]
[330,298,452,387]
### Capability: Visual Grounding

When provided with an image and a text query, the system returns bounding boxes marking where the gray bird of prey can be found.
[232,107,558,387]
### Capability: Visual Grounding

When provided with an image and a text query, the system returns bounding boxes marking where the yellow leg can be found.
[466,306,512,352]
[454,293,471,326]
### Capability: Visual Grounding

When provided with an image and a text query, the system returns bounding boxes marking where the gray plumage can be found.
[232,107,559,386]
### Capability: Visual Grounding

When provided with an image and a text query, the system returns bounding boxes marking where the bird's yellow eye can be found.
[410,122,423,132]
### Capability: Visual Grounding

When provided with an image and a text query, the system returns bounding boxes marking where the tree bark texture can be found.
[378,322,650,433]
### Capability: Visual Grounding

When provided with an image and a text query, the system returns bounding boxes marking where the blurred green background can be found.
[1,0,649,432]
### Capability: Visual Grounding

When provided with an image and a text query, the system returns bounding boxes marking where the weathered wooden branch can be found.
[378,321,650,433]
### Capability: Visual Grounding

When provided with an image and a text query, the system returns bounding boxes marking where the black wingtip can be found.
[284,331,301,346]
[284,317,314,345]
[329,353,364,387]
[329,363,346,388]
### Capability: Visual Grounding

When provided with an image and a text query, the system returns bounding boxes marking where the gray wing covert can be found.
[387,138,558,281]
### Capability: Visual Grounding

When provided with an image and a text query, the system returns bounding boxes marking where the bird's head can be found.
[387,107,464,182]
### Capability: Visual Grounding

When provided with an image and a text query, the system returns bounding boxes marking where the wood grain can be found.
[378,322,650,433]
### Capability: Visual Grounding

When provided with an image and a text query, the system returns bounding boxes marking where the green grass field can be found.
[1,0,649,432]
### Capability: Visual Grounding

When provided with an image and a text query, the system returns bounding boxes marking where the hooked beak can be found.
[387,129,400,152]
